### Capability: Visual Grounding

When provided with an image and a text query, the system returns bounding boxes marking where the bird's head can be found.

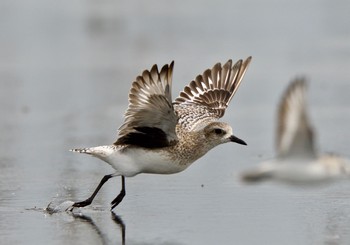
[203,122,247,147]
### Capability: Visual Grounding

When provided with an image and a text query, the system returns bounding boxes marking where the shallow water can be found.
[1,0,350,244]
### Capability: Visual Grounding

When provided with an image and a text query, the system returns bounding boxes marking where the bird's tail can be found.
[70,145,116,160]
[70,148,94,155]
[241,167,273,183]
[69,148,94,155]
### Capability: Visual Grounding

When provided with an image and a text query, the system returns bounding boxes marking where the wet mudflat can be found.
[1,0,350,244]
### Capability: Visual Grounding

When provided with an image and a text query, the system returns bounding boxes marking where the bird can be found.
[70,57,252,210]
[241,78,350,186]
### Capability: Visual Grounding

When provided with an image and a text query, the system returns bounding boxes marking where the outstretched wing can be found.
[174,57,252,130]
[276,78,316,159]
[115,62,178,148]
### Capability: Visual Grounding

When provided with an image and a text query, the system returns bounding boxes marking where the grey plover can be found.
[70,57,252,210]
[241,78,350,185]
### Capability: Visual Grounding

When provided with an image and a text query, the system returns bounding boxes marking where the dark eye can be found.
[214,128,225,135]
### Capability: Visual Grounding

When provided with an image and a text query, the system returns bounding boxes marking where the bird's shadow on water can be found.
[71,211,126,245]
[42,204,186,245]
[42,201,184,245]
[110,212,126,244]
[42,203,126,245]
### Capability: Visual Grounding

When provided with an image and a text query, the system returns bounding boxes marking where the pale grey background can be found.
[1,0,350,244]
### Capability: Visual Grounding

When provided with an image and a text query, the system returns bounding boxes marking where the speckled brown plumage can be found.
[70,57,252,210]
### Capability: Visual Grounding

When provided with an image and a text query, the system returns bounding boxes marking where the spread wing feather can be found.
[115,62,178,148]
[276,78,316,158]
[174,57,252,130]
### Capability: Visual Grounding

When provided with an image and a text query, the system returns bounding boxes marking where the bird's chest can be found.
[126,147,188,175]
[168,132,212,166]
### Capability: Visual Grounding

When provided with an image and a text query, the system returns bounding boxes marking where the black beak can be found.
[229,135,247,145]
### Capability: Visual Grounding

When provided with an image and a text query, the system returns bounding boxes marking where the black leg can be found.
[110,176,126,210]
[73,174,114,208]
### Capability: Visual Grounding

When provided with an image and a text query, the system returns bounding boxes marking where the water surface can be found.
[1,0,350,244]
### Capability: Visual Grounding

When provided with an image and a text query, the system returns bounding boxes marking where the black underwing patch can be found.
[114,127,170,148]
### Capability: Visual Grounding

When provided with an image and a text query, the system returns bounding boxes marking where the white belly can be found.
[272,162,338,185]
[105,147,188,177]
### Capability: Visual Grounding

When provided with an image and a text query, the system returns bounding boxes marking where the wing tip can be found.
[281,76,308,105]
[173,57,253,115]
[118,61,177,140]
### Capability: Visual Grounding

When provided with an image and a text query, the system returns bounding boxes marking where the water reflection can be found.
[111,211,126,245]
[71,211,125,245]
[72,213,109,245]
[1,0,350,244]
[324,209,343,245]
[45,207,126,245]
[323,197,350,245]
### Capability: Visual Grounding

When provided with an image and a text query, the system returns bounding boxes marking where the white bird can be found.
[70,57,252,210]
[241,78,350,185]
